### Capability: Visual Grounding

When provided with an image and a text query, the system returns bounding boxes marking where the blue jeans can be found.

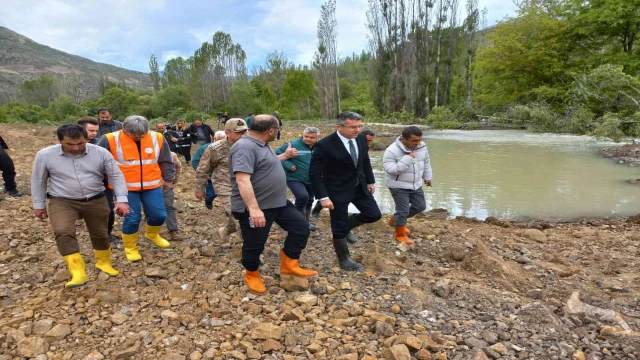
[123,187,166,235]
[205,180,216,202]
[287,180,314,210]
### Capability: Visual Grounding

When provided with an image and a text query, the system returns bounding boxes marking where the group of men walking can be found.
[18,109,433,294]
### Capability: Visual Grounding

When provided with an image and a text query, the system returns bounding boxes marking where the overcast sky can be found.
[1,0,518,73]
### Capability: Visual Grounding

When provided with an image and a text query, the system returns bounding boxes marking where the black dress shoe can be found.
[205,200,213,210]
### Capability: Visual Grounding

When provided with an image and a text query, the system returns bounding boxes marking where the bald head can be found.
[250,114,280,133]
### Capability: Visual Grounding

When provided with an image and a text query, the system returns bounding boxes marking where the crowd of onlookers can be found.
[1,108,432,296]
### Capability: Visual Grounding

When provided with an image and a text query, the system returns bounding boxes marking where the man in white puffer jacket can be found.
[383,126,432,244]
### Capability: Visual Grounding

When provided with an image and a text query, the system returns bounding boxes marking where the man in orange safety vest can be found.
[98,115,176,262]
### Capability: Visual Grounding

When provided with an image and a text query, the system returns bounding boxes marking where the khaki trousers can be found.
[218,194,237,233]
[48,197,111,256]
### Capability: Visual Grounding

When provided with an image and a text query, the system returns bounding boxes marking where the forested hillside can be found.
[0,26,153,104]
[2,0,640,141]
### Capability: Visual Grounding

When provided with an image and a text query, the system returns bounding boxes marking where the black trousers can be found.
[103,178,115,236]
[233,201,310,271]
[329,185,382,239]
[0,151,17,192]
[287,180,314,210]
[177,144,191,163]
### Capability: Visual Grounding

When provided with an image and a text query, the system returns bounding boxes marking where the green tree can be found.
[5,104,44,123]
[569,0,640,54]
[473,9,575,107]
[149,54,161,91]
[99,87,129,118]
[251,78,278,113]
[162,57,190,87]
[567,0,640,74]
[153,85,192,118]
[20,74,59,107]
[568,64,640,115]
[282,70,315,120]
[228,80,257,116]
[44,95,83,123]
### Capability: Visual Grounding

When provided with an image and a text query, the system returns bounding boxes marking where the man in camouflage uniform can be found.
[194,118,248,240]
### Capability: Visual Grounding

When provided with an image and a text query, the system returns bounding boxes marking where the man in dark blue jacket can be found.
[275,127,320,231]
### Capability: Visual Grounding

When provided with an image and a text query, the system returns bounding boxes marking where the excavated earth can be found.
[1,123,639,360]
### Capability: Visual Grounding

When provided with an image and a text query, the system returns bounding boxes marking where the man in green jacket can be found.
[274,127,320,231]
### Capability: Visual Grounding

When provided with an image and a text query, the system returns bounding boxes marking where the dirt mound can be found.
[462,238,538,293]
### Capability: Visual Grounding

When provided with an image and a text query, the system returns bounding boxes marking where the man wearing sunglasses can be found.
[309,111,382,271]
[383,126,432,244]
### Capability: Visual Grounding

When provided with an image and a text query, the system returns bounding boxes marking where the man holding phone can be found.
[383,126,432,245]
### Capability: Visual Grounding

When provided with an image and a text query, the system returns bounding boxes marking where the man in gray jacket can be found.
[383,126,432,244]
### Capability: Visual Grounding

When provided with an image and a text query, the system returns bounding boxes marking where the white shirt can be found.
[336,131,359,160]
[319,132,360,201]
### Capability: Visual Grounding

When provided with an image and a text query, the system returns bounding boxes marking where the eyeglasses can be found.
[339,125,363,130]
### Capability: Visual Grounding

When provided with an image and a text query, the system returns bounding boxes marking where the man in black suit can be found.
[309,111,382,271]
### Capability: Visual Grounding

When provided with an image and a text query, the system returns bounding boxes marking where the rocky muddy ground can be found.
[1,123,639,360]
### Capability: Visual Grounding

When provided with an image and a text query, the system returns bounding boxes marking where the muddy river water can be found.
[355,130,639,221]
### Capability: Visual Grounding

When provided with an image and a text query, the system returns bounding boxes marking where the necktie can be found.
[348,139,357,166]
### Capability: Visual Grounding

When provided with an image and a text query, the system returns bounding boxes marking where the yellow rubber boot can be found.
[144,224,170,248]
[388,217,410,234]
[63,253,87,288]
[94,248,119,276]
[280,250,318,278]
[244,270,267,294]
[122,233,142,262]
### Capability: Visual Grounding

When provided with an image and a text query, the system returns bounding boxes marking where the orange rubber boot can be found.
[388,217,410,234]
[244,270,267,294]
[280,250,318,278]
[394,226,414,244]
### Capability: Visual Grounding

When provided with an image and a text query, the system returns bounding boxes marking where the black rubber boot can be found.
[7,189,23,197]
[305,207,317,231]
[345,214,363,244]
[311,201,322,220]
[297,206,317,231]
[332,238,363,271]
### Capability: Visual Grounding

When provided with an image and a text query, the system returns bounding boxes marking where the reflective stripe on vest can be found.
[112,131,160,166]
[126,179,162,188]
[106,131,164,191]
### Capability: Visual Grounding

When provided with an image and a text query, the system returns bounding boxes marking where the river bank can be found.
[1,123,639,360]
[600,144,640,166]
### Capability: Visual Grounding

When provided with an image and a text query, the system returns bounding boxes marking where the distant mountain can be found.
[0,26,153,103]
